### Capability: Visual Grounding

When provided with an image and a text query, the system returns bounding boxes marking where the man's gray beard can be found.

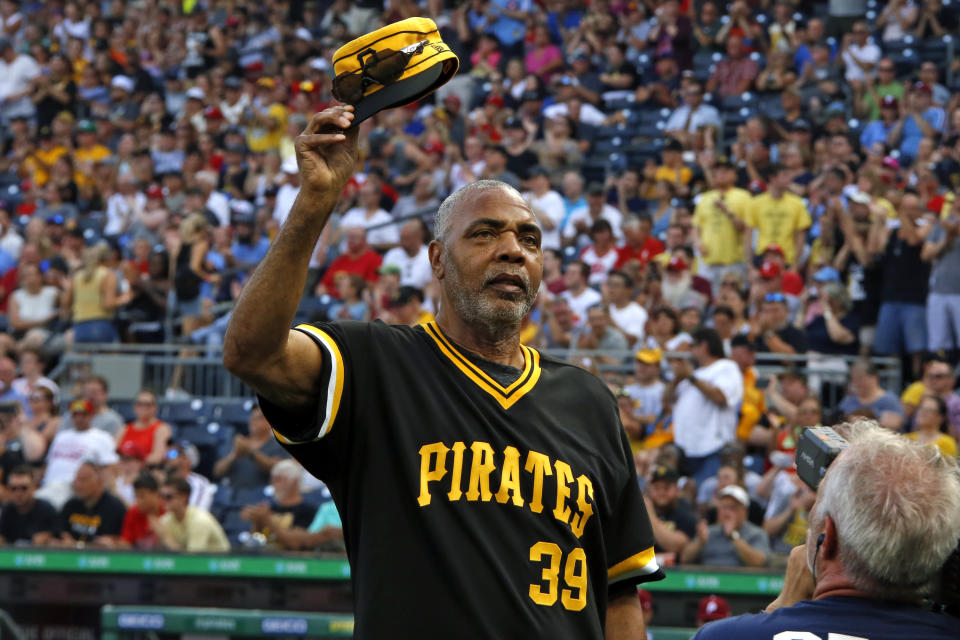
[662,273,693,308]
[442,254,537,339]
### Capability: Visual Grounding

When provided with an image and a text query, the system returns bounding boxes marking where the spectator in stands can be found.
[580,219,618,286]
[889,83,946,164]
[0,356,26,412]
[58,461,126,548]
[563,182,623,249]
[156,476,229,552]
[382,220,432,291]
[385,285,433,326]
[23,385,59,451]
[871,192,930,376]
[574,304,628,357]
[606,270,647,348]
[917,61,950,107]
[857,59,905,121]
[877,0,919,42]
[38,399,118,509]
[0,35,40,123]
[625,348,664,432]
[751,292,808,355]
[165,442,215,513]
[905,394,958,457]
[922,195,960,353]
[666,328,743,485]
[521,166,565,253]
[64,244,130,344]
[693,157,750,291]
[839,21,880,86]
[59,376,124,436]
[763,464,817,556]
[115,391,172,467]
[706,36,758,100]
[317,227,382,297]
[540,296,575,349]
[241,459,317,547]
[213,405,286,490]
[119,472,164,550]
[646,0,692,71]
[681,485,769,567]
[228,202,270,278]
[560,260,601,327]
[617,214,664,271]
[838,361,905,432]
[0,400,42,476]
[8,263,59,343]
[901,358,960,436]
[11,349,57,411]
[696,595,731,627]
[0,464,58,545]
[665,82,720,149]
[643,464,697,555]
[662,254,706,311]
[746,165,811,268]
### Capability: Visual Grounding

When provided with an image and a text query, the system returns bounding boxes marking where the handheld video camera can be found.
[795,426,960,617]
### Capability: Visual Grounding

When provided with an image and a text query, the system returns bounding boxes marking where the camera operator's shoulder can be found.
[691,612,771,639]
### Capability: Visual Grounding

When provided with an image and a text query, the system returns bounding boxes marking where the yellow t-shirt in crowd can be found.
[905,431,958,458]
[74,145,113,186]
[692,187,752,265]
[745,191,812,265]
[247,103,289,153]
[900,381,926,408]
[159,506,230,552]
[26,145,68,186]
[654,165,693,187]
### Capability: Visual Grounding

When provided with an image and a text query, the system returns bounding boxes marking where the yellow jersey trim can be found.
[422,321,542,410]
[293,324,345,439]
[608,546,659,581]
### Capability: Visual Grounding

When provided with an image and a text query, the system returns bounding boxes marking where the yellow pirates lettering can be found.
[552,460,574,524]
[447,441,466,502]
[495,446,524,507]
[417,442,449,507]
[524,450,552,514]
[466,441,496,501]
[569,475,595,538]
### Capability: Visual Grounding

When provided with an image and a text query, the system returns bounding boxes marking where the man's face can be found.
[717,496,747,529]
[248,409,269,438]
[134,488,161,514]
[0,359,14,385]
[345,227,366,253]
[648,480,679,510]
[562,173,583,199]
[730,345,755,371]
[553,302,574,329]
[634,360,658,383]
[587,307,607,333]
[606,275,630,304]
[925,362,954,395]
[808,18,823,41]
[7,473,35,510]
[564,264,585,290]
[84,381,106,407]
[726,37,744,59]
[432,188,542,332]
[400,222,423,254]
[712,312,733,338]
[72,409,92,431]
[72,465,99,500]
[914,90,931,111]
[901,194,923,220]
[763,301,788,327]
[160,486,187,513]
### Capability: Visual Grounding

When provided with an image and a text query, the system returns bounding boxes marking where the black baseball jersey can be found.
[260,320,664,639]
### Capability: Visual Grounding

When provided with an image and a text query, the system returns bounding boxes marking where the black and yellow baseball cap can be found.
[331,17,459,124]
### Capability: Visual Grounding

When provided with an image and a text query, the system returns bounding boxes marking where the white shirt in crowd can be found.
[624,379,665,421]
[581,246,619,286]
[841,40,881,83]
[273,183,300,227]
[339,207,399,250]
[609,301,648,345]
[0,53,40,103]
[382,244,432,289]
[41,427,119,488]
[11,285,58,323]
[206,191,230,227]
[525,189,565,252]
[562,287,603,327]
[1,228,23,261]
[672,358,743,457]
[665,103,722,135]
[563,204,624,243]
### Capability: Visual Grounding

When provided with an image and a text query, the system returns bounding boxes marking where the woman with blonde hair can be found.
[172,213,218,336]
[62,243,131,343]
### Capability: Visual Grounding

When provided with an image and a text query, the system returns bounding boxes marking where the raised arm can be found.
[223,106,359,415]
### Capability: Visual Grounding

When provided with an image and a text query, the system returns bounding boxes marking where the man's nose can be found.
[496,232,525,262]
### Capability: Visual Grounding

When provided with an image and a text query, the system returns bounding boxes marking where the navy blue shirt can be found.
[693,596,957,640]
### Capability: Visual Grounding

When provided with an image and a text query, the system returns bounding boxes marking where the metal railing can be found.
[52,342,901,405]
[0,610,28,640]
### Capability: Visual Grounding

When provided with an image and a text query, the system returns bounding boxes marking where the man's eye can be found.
[475,230,495,238]
[521,236,539,245]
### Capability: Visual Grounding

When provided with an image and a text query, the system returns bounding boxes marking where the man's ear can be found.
[428,240,445,280]
[821,515,839,560]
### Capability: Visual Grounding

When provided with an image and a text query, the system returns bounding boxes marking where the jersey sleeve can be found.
[605,420,665,589]
[258,321,354,445]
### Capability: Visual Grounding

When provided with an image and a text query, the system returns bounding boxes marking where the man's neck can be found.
[276,492,301,507]
[435,310,525,369]
[612,297,631,309]
[770,187,785,199]
[404,245,420,258]
[84,491,103,510]
[174,507,188,522]
[347,247,367,259]
[364,205,378,215]
[813,563,873,601]
[699,355,719,368]
[568,282,585,296]
[16,498,35,514]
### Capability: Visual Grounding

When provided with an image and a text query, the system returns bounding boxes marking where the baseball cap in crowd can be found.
[145,185,164,200]
[309,57,331,74]
[378,264,401,276]
[913,81,933,95]
[713,155,734,169]
[118,440,146,461]
[76,119,97,133]
[848,190,871,205]
[390,285,424,308]
[571,49,590,63]
[759,261,782,279]
[813,266,841,283]
[69,399,94,414]
[650,465,679,483]
[110,75,134,93]
[527,165,550,179]
[664,138,684,152]
[169,441,200,469]
[748,179,766,195]
[637,589,653,613]
[503,116,523,129]
[485,94,505,108]
[423,141,445,155]
[204,106,224,120]
[762,244,785,258]
[665,333,693,351]
[635,347,662,364]
[185,86,206,101]
[880,95,899,109]
[281,156,299,174]
[331,17,459,124]
[666,254,689,272]
[586,181,606,196]
[790,119,811,132]
[697,595,731,622]
[718,485,750,508]
[224,76,243,89]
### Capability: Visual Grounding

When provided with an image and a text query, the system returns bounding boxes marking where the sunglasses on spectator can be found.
[765,293,786,303]
[28,395,45,402]
[878,66,894,72]
[928,372,953,378]
[7,484,30,492]
[159,492,176,500]
[135,400,156,407]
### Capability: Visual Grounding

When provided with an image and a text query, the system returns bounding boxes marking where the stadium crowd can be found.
[0,0,958,581]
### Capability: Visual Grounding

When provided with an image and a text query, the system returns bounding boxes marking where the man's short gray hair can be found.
[434,180,519,245]
[812,421,960,599]
[271,459,304,483]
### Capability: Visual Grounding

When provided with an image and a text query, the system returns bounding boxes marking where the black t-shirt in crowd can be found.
[0,498,60,543]
[653,499,697,552]
[60,492,127,541]
[881,227,931,305]
[506,148,540,181]
[754,325,808,354]
[270,500,317,530]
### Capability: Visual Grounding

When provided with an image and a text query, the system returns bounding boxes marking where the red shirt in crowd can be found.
[121,504,165,549]
[615,237,665,270]
[320,249,382,297]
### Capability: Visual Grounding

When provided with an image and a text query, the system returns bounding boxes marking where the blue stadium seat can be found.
[882,36,914,55]
[111,401,135,424]
[889,49,918,78]
[233,485,272,507]
[210,399,256,431]
[159,398,210,426]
